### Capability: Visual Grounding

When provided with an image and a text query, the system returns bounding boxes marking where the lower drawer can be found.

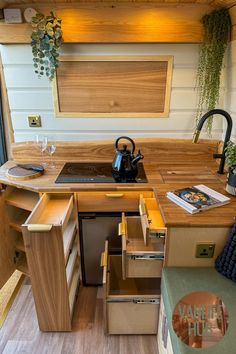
[107,299,160,335]
[103,251,161,335]
[121,215,164,279]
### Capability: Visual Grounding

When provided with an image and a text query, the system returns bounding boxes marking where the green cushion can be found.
[162,267,236,354]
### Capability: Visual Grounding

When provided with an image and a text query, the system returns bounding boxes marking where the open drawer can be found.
[101,241,161,335]
[23,193,74,233]
[139,194,167,245]
[119,214,164,279]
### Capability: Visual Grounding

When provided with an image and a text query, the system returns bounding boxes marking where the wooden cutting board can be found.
[7,166,44,181]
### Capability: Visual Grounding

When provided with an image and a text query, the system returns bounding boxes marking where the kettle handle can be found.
[115,136,135,154]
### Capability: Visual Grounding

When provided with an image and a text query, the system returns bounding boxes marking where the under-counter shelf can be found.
[5,187,39,211]
[25,193,74,232]
[12,230,25,252]
[63,217,77,263]
[69,262,80,314]
[15,251,29,275]
[66,242,79,286]
[7,205,30,232]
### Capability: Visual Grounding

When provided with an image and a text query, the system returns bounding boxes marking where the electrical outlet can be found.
[195,243,215,258]
[28,115,41,127]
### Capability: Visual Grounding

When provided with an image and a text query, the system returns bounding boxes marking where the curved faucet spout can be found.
[192,109,233,174]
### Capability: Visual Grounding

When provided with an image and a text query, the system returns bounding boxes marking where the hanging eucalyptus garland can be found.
[31,12,63,81]
[195,9,231,135]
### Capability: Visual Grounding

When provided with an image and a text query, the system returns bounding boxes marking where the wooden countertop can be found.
[0,139,235,228]
[0,160,235,228]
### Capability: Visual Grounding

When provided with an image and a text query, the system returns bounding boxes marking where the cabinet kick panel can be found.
[53,55,173,118]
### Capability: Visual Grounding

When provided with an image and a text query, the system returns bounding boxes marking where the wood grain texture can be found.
[22,225,72,331]
[1,139,235,228]
[11,138,220,163]
[0,0,235,5]
[0,189,16,289]
[54,56,173,117]
[77,191,153,212]
[165,227,231,267]
[0,3,213,44]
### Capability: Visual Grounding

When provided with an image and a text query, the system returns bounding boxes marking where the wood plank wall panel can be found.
[55,59,171,117]
[1,44,225,142]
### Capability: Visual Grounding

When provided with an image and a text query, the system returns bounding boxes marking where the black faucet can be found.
[192,109,233,174]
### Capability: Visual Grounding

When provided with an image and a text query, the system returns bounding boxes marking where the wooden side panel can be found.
[54,57,172,118]
[165,227,231,267]
[22,225,71,331]
[0,189,16,289]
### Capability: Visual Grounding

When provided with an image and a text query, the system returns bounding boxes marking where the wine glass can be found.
[46,143,56,169]
[35,135,48,167]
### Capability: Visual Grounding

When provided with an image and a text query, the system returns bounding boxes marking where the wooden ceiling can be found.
[0,0,236,8]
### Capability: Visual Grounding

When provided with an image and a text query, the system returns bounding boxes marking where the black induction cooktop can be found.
[55,162,148,183]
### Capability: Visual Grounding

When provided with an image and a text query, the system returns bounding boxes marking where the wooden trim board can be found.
[53,55,173,118]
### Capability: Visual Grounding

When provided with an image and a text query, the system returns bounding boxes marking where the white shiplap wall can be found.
[226,40,236,142]
[0,44,225,142]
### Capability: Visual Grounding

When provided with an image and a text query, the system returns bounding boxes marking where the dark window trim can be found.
[0,84,7,165]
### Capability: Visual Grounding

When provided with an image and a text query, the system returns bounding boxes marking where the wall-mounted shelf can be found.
[0,4,212,44]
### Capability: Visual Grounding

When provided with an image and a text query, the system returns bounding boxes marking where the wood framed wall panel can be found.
[53,55,173,118]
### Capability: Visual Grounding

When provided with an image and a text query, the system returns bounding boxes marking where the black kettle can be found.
[112,136,144,179]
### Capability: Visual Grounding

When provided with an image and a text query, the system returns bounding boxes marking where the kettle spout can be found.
[131,150,144,166]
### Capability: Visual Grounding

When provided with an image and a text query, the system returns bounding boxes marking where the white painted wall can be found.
[0,44,225,142]
[226,40,236,142]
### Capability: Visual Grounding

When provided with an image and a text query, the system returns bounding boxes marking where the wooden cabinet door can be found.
[0,188,16,289]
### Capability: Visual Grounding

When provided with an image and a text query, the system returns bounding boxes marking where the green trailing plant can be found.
[195,8,231,135]
[225,141,236,175]
[31,11,63,81]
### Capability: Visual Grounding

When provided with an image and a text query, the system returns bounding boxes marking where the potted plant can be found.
[225,141,236,196]
[31,11,63,81]
[195,9,231,135]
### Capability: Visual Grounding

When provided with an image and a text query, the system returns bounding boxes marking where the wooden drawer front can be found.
[126,255,163,278]
[77,191,153,212]
[139,195,167,245]
[120,214,164,279]
[102,253,161,335]
[107,299,160,334]
[24,193,74,233]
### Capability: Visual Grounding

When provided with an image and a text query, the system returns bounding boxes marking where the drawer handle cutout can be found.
[105,193,124,198]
